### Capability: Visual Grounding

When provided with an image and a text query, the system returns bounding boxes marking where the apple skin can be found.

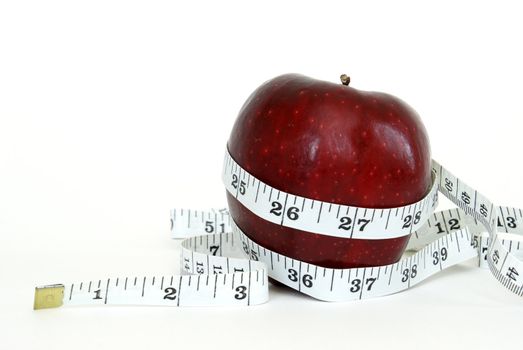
[226,74,431,268]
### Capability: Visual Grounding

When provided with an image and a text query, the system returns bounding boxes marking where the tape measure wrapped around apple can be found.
[226,73,433,269]
[33,74,523,309]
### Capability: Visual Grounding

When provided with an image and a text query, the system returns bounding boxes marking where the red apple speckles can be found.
[226,74,431,268]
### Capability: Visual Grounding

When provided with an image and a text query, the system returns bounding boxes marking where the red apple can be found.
[226,74,431,268]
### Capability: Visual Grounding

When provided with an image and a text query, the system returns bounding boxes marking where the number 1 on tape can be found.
[33,151,523,309]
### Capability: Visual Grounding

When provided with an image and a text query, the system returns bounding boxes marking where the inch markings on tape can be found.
[33,150,523,309]
[170,208,231,237]
[221,151,440,240]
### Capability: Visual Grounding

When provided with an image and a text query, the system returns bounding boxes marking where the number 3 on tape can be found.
[33,151,523,309]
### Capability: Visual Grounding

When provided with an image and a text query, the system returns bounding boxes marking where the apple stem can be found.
[340,74,351,86]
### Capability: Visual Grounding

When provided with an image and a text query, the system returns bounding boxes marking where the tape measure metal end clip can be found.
[33,284,65,310]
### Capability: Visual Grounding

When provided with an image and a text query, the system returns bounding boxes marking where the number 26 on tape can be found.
[270,201,299,220]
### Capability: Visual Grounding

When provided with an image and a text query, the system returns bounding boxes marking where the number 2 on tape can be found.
[33,150,523,309]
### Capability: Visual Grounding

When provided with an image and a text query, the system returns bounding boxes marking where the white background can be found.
[1,1,522,349]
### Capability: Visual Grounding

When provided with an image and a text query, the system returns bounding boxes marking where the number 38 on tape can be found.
[33,150,523,309]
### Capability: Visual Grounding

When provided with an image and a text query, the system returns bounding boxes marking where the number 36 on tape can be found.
[33,152,523,309]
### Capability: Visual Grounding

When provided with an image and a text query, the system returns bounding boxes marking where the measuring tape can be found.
[33,149,523,309]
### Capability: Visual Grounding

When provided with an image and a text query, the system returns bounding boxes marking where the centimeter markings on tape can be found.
[33,151,523,309]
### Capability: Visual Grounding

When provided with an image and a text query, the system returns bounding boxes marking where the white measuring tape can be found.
[33,149,523,309]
